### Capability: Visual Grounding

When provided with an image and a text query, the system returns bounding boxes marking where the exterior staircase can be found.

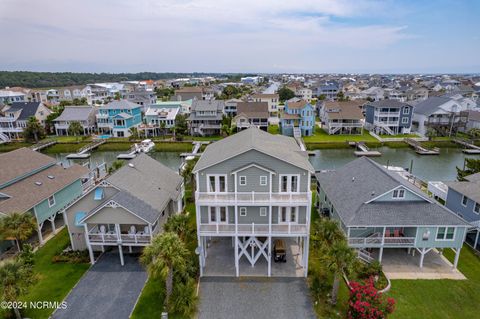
[357,248,374,263]
[0,132,10,143]
[376,123,395,135]
[293,127,301,138]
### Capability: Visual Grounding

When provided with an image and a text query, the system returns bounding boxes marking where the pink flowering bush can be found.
[347,278,395,319]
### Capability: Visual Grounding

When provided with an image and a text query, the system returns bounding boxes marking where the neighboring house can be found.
[233,102,269,131]
[295,88,313,102]
[466,110,480,130]
[319,101,365,135]
[251,93,280,116]
[140,105,180,136]
[406,87,429,101]
[174,87,208,101]
[364,100,413,135]
[0,102,51,139]
[96,100,142,137]
[149,100,192,115]
[412,97,468,135]
[123,88,156,109]
[241,76,263,85]
[361,87,384,101]
[224,98,243,117]
[63,154,184,265]
[445,173,480,251]
[384,89,406,102]
[315,84,339,100]
[188,100,225,136]
[280,100,315,137]
[0,89,26,104]
[193,127,315,277]
[54,106,97,136]
[0,148,90,252]
[316,157,469,268]
[57,85,92,104]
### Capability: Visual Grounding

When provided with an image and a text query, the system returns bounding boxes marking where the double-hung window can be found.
[392,189,405,199]
[280,175,299,193]
[461,195,468,207]
[436,227,455,240]
[474,202,480,214]
[239,176,247,186]
[48,195,56,207]
[260,176,268,186]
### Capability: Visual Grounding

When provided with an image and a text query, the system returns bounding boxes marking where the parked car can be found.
[273,239,286,262]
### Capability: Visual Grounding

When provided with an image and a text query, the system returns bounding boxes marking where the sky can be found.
[0,0,479,74]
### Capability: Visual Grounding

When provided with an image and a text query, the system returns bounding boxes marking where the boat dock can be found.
[30,139,57,151]
[352,142,381,157]
[404,138,440,155]
[66,139,106,159]
[452,138,480,154]
[180,141,209,158]
[117,144,140,159]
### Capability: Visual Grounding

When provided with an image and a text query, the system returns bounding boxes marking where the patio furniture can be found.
[128,226,136,238]
[385,229,391,237]
[394,229,401,237]
[99,225,106,234]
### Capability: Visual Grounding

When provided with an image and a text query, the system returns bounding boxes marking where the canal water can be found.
[52,147,480,182]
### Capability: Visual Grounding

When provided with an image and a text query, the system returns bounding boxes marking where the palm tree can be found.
[311,218,344,249]
[141,232,189,311]
[68,121,84,138]
[128,127,139,141]
[24,116,45,142]
[0,213,37,252]
[164,214,190,242]
[160,121,167,139]
[324,240,356,305]
[0,259,36,319]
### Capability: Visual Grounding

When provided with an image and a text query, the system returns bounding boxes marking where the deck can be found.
[352,142,382,157]
[452,138,480,154]
[66,139,106,159]
[198,223,308,236]
[404,138,439,155]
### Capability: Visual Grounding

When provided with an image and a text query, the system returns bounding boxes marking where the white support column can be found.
[453,247,461,269]
[267,236,272,277]
[303,235,310,277]
[37,223,44,245]
[379,226,386,263]
[378,247,384,263]
[198,236,204,277]
[235,236,239,277]
[84,224,95,265]
[474,230,480,250]
[419,248,426,268]
[129,246,132,253]
[118,245,124,266]
[50,216,56,234]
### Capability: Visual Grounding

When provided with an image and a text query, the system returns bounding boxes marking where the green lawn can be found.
[388,246,480,319]
[303,127,378,144]
[19,229,90,319]
[379,134,419,138]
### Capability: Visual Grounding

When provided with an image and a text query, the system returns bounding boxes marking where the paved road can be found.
[52,251,147,319]
[198,277,315,319]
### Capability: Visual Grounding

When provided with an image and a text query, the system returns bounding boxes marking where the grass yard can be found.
[379,134,419,138]
[388,246,480,319]
[303,126,378,144]
[268,125,280,134]
[18,229,90,319]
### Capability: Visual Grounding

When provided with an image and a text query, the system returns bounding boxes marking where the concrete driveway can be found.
[51,250,147,319]
[198,277,315,319]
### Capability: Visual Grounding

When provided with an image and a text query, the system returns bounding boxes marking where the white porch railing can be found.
[87,226,152,245]
[348,237,415,247]
[195,192,310,204]
[198,222,308,235]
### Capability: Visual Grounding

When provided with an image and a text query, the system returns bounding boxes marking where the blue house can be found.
[364,100,413,135]
[280,100,315,137]
[445,173,480,251]
[96,100,143,137]
[0,148,90,252]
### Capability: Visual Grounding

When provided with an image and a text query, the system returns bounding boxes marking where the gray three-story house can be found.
[364,100,413,135]
[193,127,314,277]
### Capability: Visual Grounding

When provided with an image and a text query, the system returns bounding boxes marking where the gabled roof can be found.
[413,97,453,116]
[445,173,480,203]
[286,100,309,109]
[7,102,43,121]
[236,102,269,119]
[316,157,468,227]
[192,99,224,112]
[54,106,95,122]
[106,153,183,214]
[193,127,314,173]
[100,100,141,110]
[323,101,365,120]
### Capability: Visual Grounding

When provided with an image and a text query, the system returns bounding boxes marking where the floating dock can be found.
[117,144,140,159]
[66,139,106,159]
[30,139,57,151]
[353,142,382,157]
[452,138,480,154]
[179,141,209,172]
[404,138,439,155]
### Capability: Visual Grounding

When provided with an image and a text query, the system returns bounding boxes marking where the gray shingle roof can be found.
[101,100,141,110]
[413,97,452,116]
[109,190,159,224]
[367,100,412,108]
[193,127,314,173]
[54,106,94,122]
[316,157,468,227]
[192,100,224,112]
[8,102,42,121]
[445,173,480,203]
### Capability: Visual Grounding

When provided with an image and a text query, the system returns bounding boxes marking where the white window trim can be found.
[461,195,468,207]
[279,174,301,193]
[260,207,267,216]
[206,174,228,193]
[401,117,409,124]
[435,226,456,241]
[48,195,56,207]
[239,176,247,186]
[278,207,299,224]
[403,107,410,115]
[260,176,268,186]
[392,188,405,199]
[208,206,228,224]
[474,202,480,215]
[239,207,247,217]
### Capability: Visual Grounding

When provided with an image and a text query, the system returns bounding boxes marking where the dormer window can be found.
[392,188,405,199]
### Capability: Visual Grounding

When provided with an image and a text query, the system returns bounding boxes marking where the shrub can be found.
[357,261,382,280]
[347,279,395,319]
[52,250,90,264]
[169,277,198,316]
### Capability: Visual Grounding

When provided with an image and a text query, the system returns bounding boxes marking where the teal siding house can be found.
[0,148,89,250]
[280,100,315,137]
[96,100,143,137]
[316,157,469,269]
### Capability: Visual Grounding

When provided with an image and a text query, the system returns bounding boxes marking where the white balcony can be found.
[348,236,415,247]
[195,191,311,205]
[375,111,400,117]
[96,113,109,119]
[198,222,308,236]
[0,117,16,123]
[97,122,113,128]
